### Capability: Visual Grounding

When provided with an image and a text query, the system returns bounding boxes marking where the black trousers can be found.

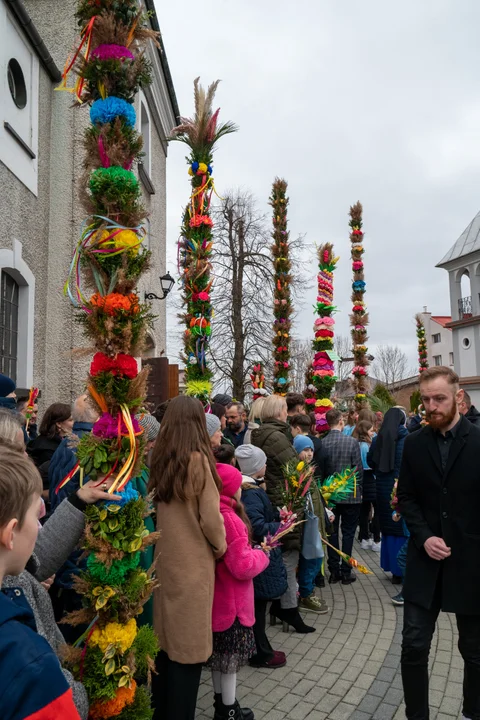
[402,600,480,720]
[327,503,361,576]
[250,598,274,664]
[358,499,381,543]
[152,650,203,720]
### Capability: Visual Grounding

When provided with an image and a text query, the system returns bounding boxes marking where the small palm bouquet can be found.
[261,507,304,552]
[320,468,357,507]
[280,458,315,513]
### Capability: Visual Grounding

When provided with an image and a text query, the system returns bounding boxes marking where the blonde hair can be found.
[261,394,287,421]
[0,442,42,528]
[0,409,24,444]
[249,397,267,423]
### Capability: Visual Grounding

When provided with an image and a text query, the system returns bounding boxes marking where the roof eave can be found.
[144,0,180,125]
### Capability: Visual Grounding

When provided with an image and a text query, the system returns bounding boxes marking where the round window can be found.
[7,59,27,109]
[462,337,471,349]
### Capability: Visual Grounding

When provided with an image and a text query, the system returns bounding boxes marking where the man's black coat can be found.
[397,415,480,615]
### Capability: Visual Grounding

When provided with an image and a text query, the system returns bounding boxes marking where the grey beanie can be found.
[137,413,160,442]
[205,413,221,437]
[235,444,267,477]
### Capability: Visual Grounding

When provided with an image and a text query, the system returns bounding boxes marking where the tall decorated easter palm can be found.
[59,2,162,717]
[270,178,292,395]
[349,202,370,410]
[170,78,237,403]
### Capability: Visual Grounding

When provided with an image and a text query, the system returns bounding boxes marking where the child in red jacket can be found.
[209,463,270,720]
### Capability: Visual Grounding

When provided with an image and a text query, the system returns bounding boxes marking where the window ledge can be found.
[138,163,155,195]
[4,123,36,159]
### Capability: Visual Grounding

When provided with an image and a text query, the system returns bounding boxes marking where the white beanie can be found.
[205,413,221,438]
[235,444,267,477]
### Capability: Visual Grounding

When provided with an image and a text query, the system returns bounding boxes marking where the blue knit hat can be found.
[293,435,314,454]
[0,373,15,398]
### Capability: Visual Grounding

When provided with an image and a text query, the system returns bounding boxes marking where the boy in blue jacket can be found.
[0,444,80,719]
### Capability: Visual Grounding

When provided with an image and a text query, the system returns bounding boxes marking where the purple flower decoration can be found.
[92,412,141,439]
[92,44,134,61]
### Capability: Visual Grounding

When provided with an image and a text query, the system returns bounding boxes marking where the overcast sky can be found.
[157,0,480,372]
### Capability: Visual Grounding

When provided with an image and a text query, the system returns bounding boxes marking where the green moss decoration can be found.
[87,551,141,584]
[131,625,159,680]
[116,685,153,720]
[80,646,119,702]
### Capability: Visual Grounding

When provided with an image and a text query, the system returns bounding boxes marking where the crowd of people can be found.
[1,367,480,719]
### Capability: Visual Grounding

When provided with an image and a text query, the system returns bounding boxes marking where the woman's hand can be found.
[76,479,121,505]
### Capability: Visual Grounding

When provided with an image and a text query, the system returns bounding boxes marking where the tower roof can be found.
[437,209,480,267]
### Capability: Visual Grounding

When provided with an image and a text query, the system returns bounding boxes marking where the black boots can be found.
[269,602,315,634]
[214,695,254,720]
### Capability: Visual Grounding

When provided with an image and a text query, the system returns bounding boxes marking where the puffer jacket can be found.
[251,418,300,550]
[241,481,287,600]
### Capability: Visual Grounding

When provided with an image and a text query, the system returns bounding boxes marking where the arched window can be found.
[0,271,19,381]
[459,271,472,319]
[141,101,151,177]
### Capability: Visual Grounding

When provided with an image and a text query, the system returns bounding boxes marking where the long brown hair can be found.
[353,420,373,444]
[148,395,222,503]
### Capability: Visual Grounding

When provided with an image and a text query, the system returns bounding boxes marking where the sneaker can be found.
[372,541,381,552]
[360,539,372,550]
[392,592,404,606]
[329,572,342,584]
[342,573,357,585]
[299,594,329,613]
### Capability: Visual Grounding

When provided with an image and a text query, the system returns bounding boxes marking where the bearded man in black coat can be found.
[397,366,480,720]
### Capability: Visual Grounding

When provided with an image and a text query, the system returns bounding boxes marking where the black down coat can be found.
[241,482,288,600]
[398,416,480,615]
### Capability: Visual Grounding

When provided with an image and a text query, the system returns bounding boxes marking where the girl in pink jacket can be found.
[209,463,270,720]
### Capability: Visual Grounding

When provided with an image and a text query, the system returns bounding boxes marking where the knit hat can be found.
[213,393,233,407]
[216,463,243,498]
[136,413,160,442]
[235,444,267,477]
[205,413,221,438]
[0,373,15,398]
[293,435,314,454]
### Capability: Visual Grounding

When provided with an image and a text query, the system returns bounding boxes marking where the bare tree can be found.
[289,339,313,393]
[335,334,354,381]
[372,344,411,391]
[209,190,274,401]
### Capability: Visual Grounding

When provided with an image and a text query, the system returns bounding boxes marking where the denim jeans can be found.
[298,555,323,599]
[327,503,361,577]
[402,600,480,719]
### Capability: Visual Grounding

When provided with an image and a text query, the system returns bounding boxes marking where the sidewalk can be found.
[196,541,464,720]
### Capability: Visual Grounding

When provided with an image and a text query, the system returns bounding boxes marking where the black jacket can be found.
[465,405,480,426]
[27,435,62,469]
[241,482,287,600]
[368,426,408,537]
[397,416,480,614]
[251,418,299,550]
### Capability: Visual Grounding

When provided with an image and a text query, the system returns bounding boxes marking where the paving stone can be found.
[316,693,341,714]
[357,693,383,714]
[274,692,303,714]
[383,688,404,706]
[444,681,462,699]
[369,679,391,697]
[355,673,376,691]
[349,711,373,720]
[330,678,352,697]
[288,701,316,720]
[342,686,367,706]
[291,679,317,697]
[372,702,397,719]
[327,701,356,719]
[376,666,397,683]
[305,712,328,720]
[262,711,287,720]
[320,671,341,689]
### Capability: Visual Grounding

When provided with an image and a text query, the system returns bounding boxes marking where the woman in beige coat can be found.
[149,396,226,720]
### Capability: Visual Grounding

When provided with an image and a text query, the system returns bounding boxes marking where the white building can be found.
[437,210,480,404]
[0,0,179,404]
[417,311,454,369]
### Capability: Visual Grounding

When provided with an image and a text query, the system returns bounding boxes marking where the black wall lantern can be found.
[145,272,175,301]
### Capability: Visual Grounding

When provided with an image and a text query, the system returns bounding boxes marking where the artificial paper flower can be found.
[90,352,138,379]
[189,215,213,228]
[90,293,140,316]
[90,618,138,654]
[93,411,141,439]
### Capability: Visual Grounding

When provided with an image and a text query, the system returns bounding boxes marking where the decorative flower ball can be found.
[90,96,136,127]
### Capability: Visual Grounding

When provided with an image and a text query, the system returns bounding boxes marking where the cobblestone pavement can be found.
[196,540,465,720]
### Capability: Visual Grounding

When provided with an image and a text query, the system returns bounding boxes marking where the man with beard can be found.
[397,366,480,720]
[223,402,248,448]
